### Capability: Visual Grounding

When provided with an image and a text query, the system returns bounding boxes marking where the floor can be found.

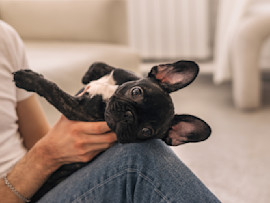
[39,62,270,203]
[170,74,270,203]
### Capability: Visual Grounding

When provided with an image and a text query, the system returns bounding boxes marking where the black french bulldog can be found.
[13,60,211,201]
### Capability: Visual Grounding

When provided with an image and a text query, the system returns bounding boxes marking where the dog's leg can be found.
[82,62,140,85]
[13,70,98,121]
[82,62,115,84]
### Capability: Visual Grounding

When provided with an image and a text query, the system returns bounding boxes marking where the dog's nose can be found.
[122,111,134,123]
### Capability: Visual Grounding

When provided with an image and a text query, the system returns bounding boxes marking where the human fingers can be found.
[40,116,115,165]
[58,115,111,134]
[72,121,112,135]
[78,132,117,144]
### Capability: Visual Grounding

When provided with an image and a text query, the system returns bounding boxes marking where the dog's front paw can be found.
[13,69,43,91]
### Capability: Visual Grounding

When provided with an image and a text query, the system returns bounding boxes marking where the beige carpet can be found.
[39,68,270,203]
[170,73,270,203]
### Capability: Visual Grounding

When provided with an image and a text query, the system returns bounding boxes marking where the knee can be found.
[113,139,169,157]
[107,139,179,172]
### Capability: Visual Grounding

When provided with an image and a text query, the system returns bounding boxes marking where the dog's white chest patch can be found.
[85,71,118,100]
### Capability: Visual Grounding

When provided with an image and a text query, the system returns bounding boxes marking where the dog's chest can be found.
[85,71,119,100]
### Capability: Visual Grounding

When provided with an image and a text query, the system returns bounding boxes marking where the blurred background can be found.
[0,0,269,202]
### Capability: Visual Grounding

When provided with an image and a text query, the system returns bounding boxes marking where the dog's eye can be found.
[141,128,153,138]
[131,86,143,99]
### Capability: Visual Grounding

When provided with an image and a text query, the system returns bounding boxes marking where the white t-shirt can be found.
[0,20,32,177]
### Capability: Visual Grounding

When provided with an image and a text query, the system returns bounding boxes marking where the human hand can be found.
[35,115,117,170]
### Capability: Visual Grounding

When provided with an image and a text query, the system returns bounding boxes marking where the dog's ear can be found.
[163,114,211,146]
[148,60,199,93]
[82,62,115,84]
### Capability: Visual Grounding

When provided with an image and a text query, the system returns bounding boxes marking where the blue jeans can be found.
[38,140,220,203]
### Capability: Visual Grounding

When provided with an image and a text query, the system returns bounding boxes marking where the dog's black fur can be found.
[13,60,211,202]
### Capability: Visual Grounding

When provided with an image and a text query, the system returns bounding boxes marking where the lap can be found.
[39,140,219,203]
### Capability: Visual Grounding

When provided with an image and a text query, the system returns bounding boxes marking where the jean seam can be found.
[71,169,127,203]
[127,168,170,203]
[71,167,171,203]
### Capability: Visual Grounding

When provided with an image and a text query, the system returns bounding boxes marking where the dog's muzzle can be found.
[105,96,138,143]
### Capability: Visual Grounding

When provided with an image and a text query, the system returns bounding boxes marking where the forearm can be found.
[0,142,59,202]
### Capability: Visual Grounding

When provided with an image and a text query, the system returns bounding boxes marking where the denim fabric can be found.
[38,140,220,203]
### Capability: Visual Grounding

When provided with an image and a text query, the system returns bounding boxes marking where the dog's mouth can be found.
[105,96,139,143]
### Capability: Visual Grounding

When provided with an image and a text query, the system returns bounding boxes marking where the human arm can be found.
[0,21,117,202]
[16,95,50,149]
[0,99,116,202]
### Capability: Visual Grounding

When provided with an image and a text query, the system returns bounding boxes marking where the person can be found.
[0,20,220,203]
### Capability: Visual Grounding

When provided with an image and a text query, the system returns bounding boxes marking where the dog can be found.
[13,60,211,201]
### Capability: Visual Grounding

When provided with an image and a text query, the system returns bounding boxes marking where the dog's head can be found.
[105,61,211,146]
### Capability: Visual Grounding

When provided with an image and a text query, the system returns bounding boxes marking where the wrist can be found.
[30,139,61,174]
[2,139,61,200]
[3,174,31,202]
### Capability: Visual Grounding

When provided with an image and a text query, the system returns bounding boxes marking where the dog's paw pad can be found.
[13,70,42,90]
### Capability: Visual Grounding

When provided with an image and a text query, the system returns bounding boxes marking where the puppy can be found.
[13,60,211,201]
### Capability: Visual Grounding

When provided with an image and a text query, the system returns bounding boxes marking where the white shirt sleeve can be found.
[0,20,31,177]
[14,33,32,101]
[0,20,32,101]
